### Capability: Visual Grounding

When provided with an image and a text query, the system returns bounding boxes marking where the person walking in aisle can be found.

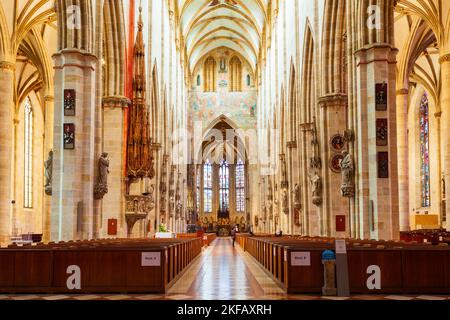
[231,226,237,247]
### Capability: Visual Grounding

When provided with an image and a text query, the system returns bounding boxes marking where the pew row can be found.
[0,237,203,294]
[237,234,450,294]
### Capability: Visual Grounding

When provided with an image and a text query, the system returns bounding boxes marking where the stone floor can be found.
[0,238,448,300]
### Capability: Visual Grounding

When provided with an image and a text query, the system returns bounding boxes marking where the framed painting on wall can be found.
[377,152,389,178]
[376,119,388,146]
[64,89,76,116]
[375,83,388,111]
[63,123,75,149]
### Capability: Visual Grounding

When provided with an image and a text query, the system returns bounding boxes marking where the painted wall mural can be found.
[189,89,257,130]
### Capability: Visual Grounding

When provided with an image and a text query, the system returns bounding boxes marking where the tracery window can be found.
[203,57,216,92]
[229,56,242,92]
[236,159,245,212]
[420,93,430,207]
[219,160,229,211]
[24,98,33,209]
[203,160,212,212]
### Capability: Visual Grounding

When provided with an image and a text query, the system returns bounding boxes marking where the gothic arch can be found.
[321,0,347,94]
[103,0,126,96]
[55,0,94,52]
[288,60,297,141]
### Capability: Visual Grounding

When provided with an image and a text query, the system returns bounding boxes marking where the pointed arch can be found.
[103,0,127,96]
[321,0,347,95]
[288,60,297,141]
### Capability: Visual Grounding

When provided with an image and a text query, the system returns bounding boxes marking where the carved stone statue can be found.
[44,150,53,195]
[340,151,355,197]
[310,172,322,206]
[281,188,289,215]
[94,152,110,199]
[292,184,301,210]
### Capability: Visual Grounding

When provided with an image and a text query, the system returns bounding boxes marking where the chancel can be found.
[0,0,449,301]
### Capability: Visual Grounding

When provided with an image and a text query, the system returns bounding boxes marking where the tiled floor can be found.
[0,238,448,301]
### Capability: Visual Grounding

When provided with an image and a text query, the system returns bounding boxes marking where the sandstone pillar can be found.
[51,50,98,241]
[441,54,450,231]
[0,60,15,244]
[396,89,410,231]
[354,44,399,240]
[319,94,350,237]
[43,94,54,242]
[100,96,130,238]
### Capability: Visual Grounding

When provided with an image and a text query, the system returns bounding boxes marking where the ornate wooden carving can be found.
[126,7,154,180]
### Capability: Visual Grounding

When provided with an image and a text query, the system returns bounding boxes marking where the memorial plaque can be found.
[377,152,389,178]
[64,89,76,116]
[63,123,75,149]
[375,83,387,111]
[376,119,388,146]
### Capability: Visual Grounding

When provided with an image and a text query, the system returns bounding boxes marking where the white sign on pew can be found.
[290,252,311,266]
[141,252,161,266]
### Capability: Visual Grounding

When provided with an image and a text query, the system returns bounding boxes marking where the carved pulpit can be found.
[125,195,154,237]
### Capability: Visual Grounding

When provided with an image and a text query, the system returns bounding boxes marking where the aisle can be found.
[167,237,285,299]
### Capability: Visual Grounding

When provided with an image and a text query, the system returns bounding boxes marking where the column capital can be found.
[102,96,131,109]
[44,95,54,102]
[0,61,15,72]
[439,53,450,64]
[396,88,409,95]
[318,93,348,108]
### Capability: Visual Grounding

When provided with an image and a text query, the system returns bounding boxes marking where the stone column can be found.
[51,49,98,241]
[396,89,410,231]
[319,94,350,237]
[43,95,54,242]
[441,54,450,231]
[0,60,15,244]
[354,44,399,240]
[99,96,130,238]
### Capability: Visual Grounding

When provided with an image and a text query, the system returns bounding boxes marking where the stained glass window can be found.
[420,93,430,207]
[219,160,229,211]
[236,159,245,212]
[203,160,212,212]
[24,98,33,209]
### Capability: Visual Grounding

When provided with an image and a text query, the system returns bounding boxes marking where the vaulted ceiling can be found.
[178,0,268,72]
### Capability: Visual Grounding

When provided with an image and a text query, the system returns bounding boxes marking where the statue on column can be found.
[94,152,110,199]
[310,172,322,206]
[44,150,53,195]
[292,183,301,210]
[340,151,355,197]
[281,188,289,215]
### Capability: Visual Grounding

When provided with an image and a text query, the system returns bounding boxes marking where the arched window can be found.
[219,160,229,211]
[203,57,216,92]
[420,93,430,207]
[203,160,212,212]
[24,98,33,208]
[229,56,242,91]
[197,74,201,87]
[236,159,245,212]
[246,74,251,87]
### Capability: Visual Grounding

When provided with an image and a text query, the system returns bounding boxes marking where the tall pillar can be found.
[43,94,54,242]
[396,89,410,231]
[51,50,98,241]
[354,44,399,240]
[441,54,450,231]
[319,94,349,237]
[100,96,130,238]
[0,60,15,244]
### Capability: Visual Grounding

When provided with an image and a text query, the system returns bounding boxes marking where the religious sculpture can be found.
[44,150,53,195]
[281,188,289,215]
[292,183,301,210]
[340,151,355,197]
[94,152,110,199]
[310,172,322,206]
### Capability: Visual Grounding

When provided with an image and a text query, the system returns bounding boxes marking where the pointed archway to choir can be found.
[193,115,251,235]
